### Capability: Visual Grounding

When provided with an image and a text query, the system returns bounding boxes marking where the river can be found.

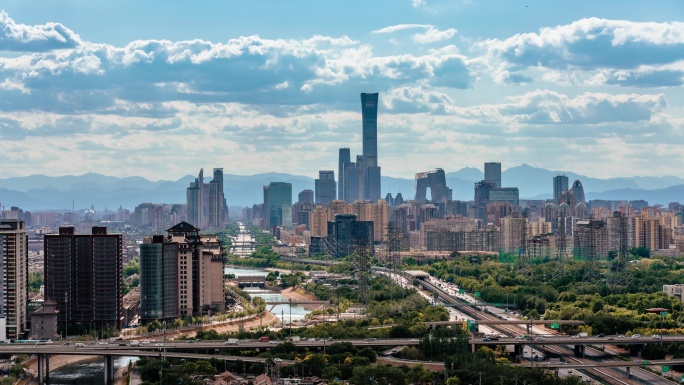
[48,356,137,385]
[224,267,311,323]
[52,267,308,382]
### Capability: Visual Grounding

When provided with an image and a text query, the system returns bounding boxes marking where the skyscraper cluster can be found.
[338,93,382,203]
[186,168,228,229]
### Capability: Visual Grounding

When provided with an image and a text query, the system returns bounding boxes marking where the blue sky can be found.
[1,0,683,180]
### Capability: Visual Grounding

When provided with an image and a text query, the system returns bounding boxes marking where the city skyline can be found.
[1,2,684,180]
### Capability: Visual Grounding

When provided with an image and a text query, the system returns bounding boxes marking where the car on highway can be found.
[482,338,491,341]
[652,334,661,339]
[631,334,641,339]
[97,342,109,345]
[155,343,164,346]
[535,337,545,341]
[75,343,85,347]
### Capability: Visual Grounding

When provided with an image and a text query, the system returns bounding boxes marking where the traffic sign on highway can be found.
[661,311,669,317]
[642,360,650,365]
[680,373,683,382]
[459,289,465,294]
[474,292,480,297]
[663,365,671,373]
[551,323,560,329]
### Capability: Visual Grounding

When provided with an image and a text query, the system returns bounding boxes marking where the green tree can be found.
[322,366,342,380]
[10,364,24,378]
[349,365,407,385]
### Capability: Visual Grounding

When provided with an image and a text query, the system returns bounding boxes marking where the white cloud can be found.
[0,78,29,93]
[372,24,431,34]
[0,11,83,52]
[412,26,457,44]
[481,18,684,86]
[412,0,426,8]
[373,24,457,44]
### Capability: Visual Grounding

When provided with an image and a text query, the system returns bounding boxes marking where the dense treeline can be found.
[405,253,684,334]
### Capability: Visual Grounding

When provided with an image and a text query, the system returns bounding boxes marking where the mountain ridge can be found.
[1,166,683,210]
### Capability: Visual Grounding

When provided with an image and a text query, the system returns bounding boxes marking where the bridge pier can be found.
[37,353,44,384]
[514,344,524,359]
[104,355,115,385]
[626,366,631,379]
[573,345,585,358]
[45,354,50,384]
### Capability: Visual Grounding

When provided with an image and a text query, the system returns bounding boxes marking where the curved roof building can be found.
[571,180,585,204]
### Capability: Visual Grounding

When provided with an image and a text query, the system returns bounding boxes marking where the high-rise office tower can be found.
[44,226,123,330]
[484,162,502,188]
[553,175,569,202]
[208,168,227,229]
[415,169,452,204]
[188,168,226,229]
[298,190,314,204]
[315,170,336,206]
[186,169,203,228]
[265,182,293,229]
[345,162,362,202]
[327,213,374,258]
[140,235,179,322]
[571,180,585,204]
[0,219,28,340]
[361,93,381,202]
[338,148,351,201]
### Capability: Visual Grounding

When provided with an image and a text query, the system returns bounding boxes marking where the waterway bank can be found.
[280,287,325,311]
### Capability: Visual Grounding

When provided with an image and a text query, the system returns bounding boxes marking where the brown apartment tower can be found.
[0,220,29,340]
[44,227,123,332]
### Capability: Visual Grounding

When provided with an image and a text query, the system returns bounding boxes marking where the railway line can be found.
[413,276,676,384]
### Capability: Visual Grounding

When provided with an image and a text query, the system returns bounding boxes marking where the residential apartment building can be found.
[0,220,28,340]
[44,226,123,330]
[166,222,224,317]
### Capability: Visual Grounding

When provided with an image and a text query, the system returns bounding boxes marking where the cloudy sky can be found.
[1,0,683,181]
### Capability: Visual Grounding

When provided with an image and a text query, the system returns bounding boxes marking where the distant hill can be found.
[1,166,683,211]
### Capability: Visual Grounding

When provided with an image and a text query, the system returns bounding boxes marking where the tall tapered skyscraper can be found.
[361,93,381,202]
[338,148,351,201]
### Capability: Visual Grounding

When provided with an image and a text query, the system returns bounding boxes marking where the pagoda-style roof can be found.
[166,221,201,234]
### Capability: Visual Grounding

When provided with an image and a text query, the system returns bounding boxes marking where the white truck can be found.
[289,336,301,342]
[224,338,239,345]
[129,340,140,346]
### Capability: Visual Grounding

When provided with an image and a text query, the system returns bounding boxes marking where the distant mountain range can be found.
[1,164,683,211]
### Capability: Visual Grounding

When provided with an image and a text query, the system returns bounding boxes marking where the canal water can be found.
[51,267,310,382]
[224,267,311,323]
[48,356,137,384]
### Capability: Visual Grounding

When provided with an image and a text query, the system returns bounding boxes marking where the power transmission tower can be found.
[552,210,569,279]
[514,216,533,278]
[352,240,372,305]
[582,218,603,284]
[385,224,403,300]
[609,211,633,287]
